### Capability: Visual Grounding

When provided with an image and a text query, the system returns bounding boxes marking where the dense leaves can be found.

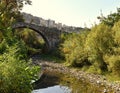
[60,21,120,76]
[98,8,120,27]
[0,44,40,93]
[0,0,31,36]
[15,28,45,49]
[0,0,41,93]
[61,32,89,67]
[0,27,40,93]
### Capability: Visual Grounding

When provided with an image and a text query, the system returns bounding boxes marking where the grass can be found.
[105,73,120,82]
[36,53,64,63]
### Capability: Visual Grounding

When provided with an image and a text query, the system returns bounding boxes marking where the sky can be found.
[22,0,120,28]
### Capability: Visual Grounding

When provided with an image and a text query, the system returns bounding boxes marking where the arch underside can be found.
[12,22,61,52]
[12,22,50,51]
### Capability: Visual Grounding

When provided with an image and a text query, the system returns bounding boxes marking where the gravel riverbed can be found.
[32,57,120,93]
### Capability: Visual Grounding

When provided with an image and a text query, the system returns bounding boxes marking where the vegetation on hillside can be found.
[60,8,120,79]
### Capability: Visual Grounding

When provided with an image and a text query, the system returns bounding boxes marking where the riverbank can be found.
[32,57,120,93]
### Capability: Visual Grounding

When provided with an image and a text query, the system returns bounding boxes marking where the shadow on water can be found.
[33,71,60,89]
[33,70,114,93]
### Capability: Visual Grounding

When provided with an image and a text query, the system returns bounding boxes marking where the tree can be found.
[0,0,32,41]
[0,1,41,92]
[60,31,89,67]
[0,0,31,27]
[98,8,120,27]
[85,23,113,73]
[0,0,31,14]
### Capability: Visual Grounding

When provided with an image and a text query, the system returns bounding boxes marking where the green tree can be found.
[105,21,120,76]
[85,23,113,73]
[0,0,31,37]
[0,1,41,92]
[60,31,89,67]
[0,44,40,93]
[98,8,120,26]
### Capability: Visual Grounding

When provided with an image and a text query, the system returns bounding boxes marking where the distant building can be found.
[32,16,40,25]
[57,23,62,30]
[21,12,85,33]
[53,23,58,28]
[40,18,48,27]
[47,19,55,27]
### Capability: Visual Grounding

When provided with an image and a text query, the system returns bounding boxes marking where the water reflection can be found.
[33,70,114,93]
[32,85,71,93]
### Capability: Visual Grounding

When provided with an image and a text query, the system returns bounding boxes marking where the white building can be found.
[57,23,62,30]
[40,18,48,27]
[47,19,55,27]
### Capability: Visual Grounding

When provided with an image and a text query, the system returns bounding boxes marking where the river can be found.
[32,70,114,93]
[31,58,117,93]
[32,85,71,93]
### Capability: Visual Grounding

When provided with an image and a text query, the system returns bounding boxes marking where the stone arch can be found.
[12,22,51,51]
[12,22,61,52]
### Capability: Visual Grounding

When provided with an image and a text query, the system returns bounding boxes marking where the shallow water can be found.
[32,70,114,93]
[32,85,71,93]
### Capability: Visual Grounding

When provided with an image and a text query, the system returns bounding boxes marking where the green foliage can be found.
[105,55,120,76]
[86,65,102,74]
[60,10,120,74]
[0,1,41,92]
[104,21,120,76]
[60,21,120,76]
[0,39,8,54]
[0,27,28,59]
[0,28,40,92]
[15,28,45,55]
[98,8,120,26]
[60,31,90,67]
[0,45,40,93]
[0,32,3,42]
[85,23,113,72]
[0,24,40,93]
[0,0,31,37]
[15,28,45,49]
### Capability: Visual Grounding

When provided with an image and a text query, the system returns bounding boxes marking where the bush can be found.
[85,23,113,72]
[60,23,114,73]
[15,28,45,49]
[60,31,89,67]
[113,60,120,76]
[0,39,8,54]
[104,21,120,76]
[0,45,40,93]
[87,65,102,74]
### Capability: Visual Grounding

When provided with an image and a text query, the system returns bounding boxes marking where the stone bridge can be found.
[12,13,83,52]
[12,22,61,52]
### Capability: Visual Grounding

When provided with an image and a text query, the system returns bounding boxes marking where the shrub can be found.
[60,17,120,76]
[60,31,89,67]
[15,28,45,49]
[113,60,120,76]
[104,21,120,76]
[0,39,8,54]
[87,65,102,74]
[0,45,40,93]
[85,23,113,71]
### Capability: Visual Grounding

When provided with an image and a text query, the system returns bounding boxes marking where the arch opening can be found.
[12,22,61,55]
[13,27,49,56]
